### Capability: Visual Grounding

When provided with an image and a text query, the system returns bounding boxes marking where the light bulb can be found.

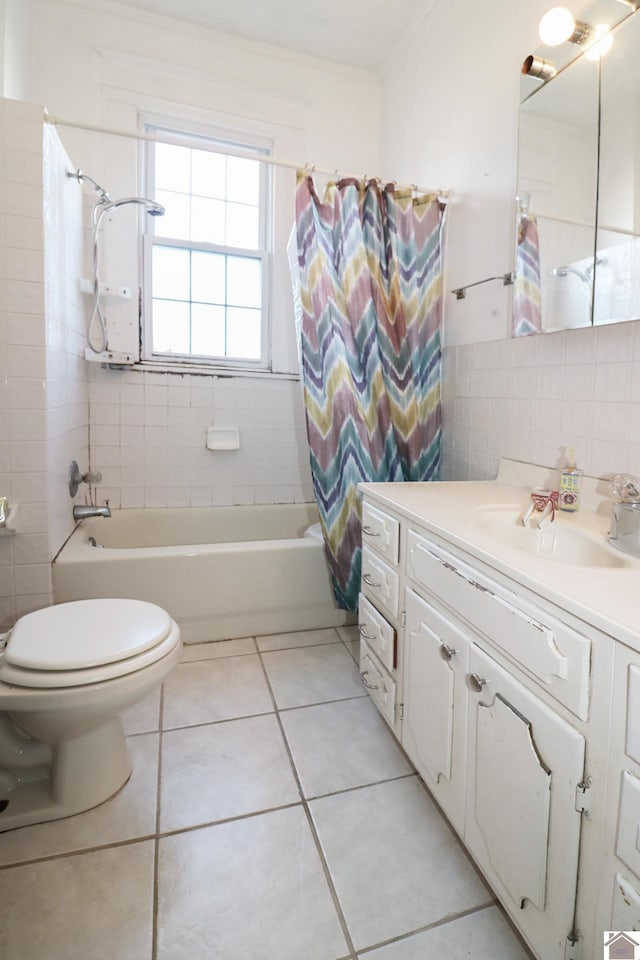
[584,23,613,59]
[539,7,577,45]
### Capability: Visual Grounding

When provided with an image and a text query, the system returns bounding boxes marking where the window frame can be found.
[141,120,272,373]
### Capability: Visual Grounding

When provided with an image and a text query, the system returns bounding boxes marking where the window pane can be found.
[226,202,259,249]
[154,143,191,193]
[226,306,261,359]
[192,251,225,304]
[191,303,226,356]
[152,246,190,301]
[226,156,261,205]
[154,190,190,241]
[152,300,190,354]
[191,196,226,245]
[191,149,226,200]
[227,256,261,308]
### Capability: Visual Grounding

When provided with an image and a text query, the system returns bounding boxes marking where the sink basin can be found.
[468,505,630,568]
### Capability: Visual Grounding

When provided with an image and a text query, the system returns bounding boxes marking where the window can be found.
[143,123,270,369]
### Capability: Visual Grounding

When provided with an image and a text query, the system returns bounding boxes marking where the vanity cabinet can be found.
[357,476,627,960]
[358,500,402,735]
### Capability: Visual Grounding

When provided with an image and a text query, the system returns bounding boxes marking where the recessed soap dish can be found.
[206,426,240,451]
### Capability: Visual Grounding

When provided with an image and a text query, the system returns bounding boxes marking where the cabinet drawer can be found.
[358,593,396,673]
[406,529,591,720]
[362,501,400,564]
[360,638,396,727]
[362,547,399,619]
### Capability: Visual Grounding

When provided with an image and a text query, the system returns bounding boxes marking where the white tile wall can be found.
[42,124,89,559]
[0,99,88,628]
[88,368,313,509]
[442,320,640,482]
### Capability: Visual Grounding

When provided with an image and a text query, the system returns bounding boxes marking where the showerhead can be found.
[101,197,165,216]
[551,265,590,284]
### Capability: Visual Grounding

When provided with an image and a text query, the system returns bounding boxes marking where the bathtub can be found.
[53,504,352,643]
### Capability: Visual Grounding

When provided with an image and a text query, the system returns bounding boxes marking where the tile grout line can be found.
[151,682,165,960]
[255,643,359,960]
[356,900,498,956]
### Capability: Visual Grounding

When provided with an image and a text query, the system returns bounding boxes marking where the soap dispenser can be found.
[558,448,583,512]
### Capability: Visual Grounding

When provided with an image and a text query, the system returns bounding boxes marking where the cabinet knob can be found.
[358,624,376,641]
[363,573,382,588]
[360,670,379,691]
[362,525,381,537]
[439,642,456,662]
[468,673,487,693]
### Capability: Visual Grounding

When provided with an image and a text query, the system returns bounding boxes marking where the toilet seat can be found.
[0,598,178,689]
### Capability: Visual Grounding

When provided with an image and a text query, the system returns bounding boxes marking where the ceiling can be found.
[102,0,432,70]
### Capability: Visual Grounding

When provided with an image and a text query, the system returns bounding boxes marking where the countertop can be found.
[360,459,640,651]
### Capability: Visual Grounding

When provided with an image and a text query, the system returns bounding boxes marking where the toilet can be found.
[0,598,181,832]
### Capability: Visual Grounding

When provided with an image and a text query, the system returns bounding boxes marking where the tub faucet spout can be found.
[73,501,111,521]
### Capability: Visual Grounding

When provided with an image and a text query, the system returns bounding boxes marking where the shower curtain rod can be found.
[44,114,449,202]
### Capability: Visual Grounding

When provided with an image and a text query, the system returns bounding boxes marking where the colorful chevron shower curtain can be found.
[513,212,542,336]
[295,173,446,611]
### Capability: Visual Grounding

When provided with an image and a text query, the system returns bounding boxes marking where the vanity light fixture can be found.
[616,0,640,9]
[521,54,557,80]
[539,6,592,45]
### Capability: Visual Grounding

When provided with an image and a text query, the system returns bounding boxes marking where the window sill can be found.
[133,360,299,381]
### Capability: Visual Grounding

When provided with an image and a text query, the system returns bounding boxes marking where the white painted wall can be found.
[1,0,34,101]
[381,0,584,348]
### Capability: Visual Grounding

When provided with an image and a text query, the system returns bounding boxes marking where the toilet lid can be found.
[4,599,173,672]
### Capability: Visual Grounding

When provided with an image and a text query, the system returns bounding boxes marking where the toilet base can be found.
[0,717,132,832]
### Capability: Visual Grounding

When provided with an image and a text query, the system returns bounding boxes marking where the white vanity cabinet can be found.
[358,500,402,734]
[402,587,469,833]
[357,478,623,960]
[465,644,585,960]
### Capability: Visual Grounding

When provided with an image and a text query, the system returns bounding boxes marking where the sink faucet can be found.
[73,501,111,521]
[608,474,640,557]
[520,488,558,528]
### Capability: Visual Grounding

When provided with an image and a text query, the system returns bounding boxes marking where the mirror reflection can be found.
[514,4,640,335]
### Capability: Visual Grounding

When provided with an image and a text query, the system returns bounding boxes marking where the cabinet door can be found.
[466,645,585,960]
[402,589,469,833]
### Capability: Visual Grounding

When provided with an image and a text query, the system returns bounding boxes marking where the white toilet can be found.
[0,598,181,831]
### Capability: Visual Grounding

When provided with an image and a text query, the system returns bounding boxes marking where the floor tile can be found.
[0,734,159,866]
[180,636,256,661]
[359,905,532,959]
[0,840,154,960]
[157,806,349,960]
[262,642,365,708]
[162,654,273,729]
[337,625,359,645]
[344,638,359,663]
[122,687,161,735]
[310,777,491,951]
[257,627,340,652]
[281,697,412,798]
[160,713,300,832]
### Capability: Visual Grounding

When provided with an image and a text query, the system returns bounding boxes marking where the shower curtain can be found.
[294,173,447,611]
[513,212,542,336]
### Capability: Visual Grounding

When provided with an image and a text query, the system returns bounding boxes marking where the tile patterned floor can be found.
[0,627,533,960]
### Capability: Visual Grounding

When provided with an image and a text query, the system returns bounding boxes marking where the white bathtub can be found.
[53,504,352,643]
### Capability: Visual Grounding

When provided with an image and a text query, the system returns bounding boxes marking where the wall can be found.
[21,0,382,509]
[0,99,87,629]
[382,0,639,482]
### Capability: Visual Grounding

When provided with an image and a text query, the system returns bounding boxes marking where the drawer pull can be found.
[468,672,487,693]
[358,625,376,641]
[362,525,381,537]
[439,642,456,662]
[360,670,379,691]
[363,573,382,588]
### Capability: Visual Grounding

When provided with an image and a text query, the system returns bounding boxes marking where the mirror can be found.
[514,2,640,335]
